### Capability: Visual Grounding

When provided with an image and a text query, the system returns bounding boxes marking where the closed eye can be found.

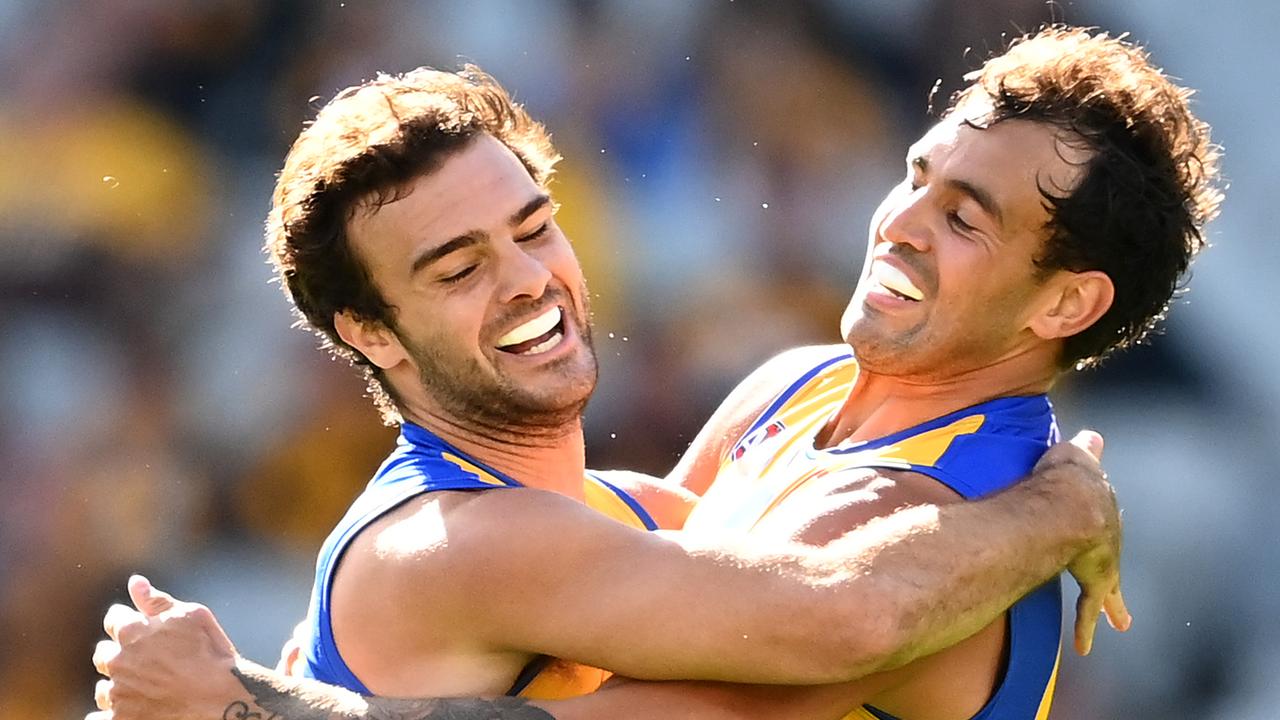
[440,265,477,284]
[516,222,550,243]
[947,210,975,234]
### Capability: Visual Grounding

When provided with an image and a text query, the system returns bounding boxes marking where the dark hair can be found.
[948,26,1223,369]
[265,66,561,423]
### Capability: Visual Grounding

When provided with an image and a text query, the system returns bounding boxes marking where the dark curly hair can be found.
[265,66,561,423]
[947,26,1223,369]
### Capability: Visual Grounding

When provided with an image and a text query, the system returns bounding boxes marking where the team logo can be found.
[730,420,787,462]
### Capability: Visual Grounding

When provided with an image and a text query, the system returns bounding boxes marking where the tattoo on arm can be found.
[229,663,556,720]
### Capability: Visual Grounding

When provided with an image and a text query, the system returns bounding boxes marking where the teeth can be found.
[873,263,924,301]
[521,332,563,355]
[497,307,562,347]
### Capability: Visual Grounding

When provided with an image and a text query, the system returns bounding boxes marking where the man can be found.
[89,24,1220,720]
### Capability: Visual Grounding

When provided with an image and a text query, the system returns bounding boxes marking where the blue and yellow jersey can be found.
[300,421,657,700]
[685,350,1062,720]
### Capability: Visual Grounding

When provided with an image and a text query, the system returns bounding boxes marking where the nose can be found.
[877,186,932,253]
[495,236,552,303]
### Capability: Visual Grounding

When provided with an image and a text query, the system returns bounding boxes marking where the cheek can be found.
[867,195,899,245]
[413,293,489,354]
[545,237,584,282]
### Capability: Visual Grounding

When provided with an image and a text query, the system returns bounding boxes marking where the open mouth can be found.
[495,306,566,356]
[872,263,924,302]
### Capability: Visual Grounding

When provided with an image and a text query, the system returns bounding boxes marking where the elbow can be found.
[821,595,913,679]
[764,595,902,684]
[845,625,905,679]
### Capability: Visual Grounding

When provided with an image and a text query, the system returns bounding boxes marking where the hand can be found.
[1033,430,1133,656]
[88,575,243,720]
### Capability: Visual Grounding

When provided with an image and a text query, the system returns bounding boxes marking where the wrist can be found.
[221,656,268,719]
[1019,463,1106,556]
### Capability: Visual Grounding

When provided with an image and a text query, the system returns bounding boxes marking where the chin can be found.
[517,360,597,414]
[834,298,865,340]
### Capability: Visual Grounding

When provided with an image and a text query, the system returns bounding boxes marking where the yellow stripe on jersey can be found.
[581,476,651,530]
[439,451,512,487]
[861,414,985,467]
[718,358,860,473]
[1035,650,1061,720]
[751,466,829,528]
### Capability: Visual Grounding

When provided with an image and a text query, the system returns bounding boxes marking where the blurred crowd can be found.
[1,1,1276,719]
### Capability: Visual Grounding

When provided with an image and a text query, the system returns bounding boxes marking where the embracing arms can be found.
[92,435,1124,720]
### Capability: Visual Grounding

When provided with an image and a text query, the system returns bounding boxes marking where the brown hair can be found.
[948,26,1223,369]
[265,66,561,423]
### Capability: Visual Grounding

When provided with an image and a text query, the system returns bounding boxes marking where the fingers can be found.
[190,603,238,653]
[95,679,113,710]
[103,604,145,644]
[93,640,120,676]
[1068,430,1104,463]
[1074,588,1104,656]
[1103,586,1133,632]
[86,712,112,720]
[128,574,176,617]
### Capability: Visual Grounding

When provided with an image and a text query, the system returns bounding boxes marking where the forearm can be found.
[543,679,859,720]
[223,659,554,720]
[824,463,1097,676]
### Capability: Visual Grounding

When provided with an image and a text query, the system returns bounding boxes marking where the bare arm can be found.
[349,439,1111,687]
[94,442,1123,720]
[361,345,1120,684]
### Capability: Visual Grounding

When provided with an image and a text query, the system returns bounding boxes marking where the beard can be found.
[395,289,598,439]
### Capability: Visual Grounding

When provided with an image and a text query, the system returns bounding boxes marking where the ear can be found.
[334,310,408,370]
[1028,270,1115,341]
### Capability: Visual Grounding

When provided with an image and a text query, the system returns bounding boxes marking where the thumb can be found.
[128,574,176,617]
[1069,430,1104,463]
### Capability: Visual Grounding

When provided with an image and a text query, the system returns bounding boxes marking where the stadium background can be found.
[1,1,1276,718]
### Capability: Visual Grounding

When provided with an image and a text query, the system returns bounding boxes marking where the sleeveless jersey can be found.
[300,421,658,700]
[684,350,1062,720]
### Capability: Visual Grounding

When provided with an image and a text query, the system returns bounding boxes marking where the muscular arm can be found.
[348,449,1105,688]
[96,447,1120,720]
[372,348,1112,685]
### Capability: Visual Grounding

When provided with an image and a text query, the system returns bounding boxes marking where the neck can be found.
[818,345,1058,449]
[401,406,587,500]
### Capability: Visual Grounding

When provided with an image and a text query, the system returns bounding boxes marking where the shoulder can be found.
[670,344,852,497]
[336,487,659,606]
[734,344,853,412]
[712,343,854,447]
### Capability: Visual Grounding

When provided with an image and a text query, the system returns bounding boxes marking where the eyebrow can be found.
[509,194,552,227]
[912,156,1005,229]
[409,193,553,275]
[410,232,484,275]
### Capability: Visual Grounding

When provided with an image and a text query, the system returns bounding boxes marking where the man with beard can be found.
[86,28,1193,720]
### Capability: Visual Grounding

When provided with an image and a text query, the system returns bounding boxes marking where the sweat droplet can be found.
[102,175,119,189]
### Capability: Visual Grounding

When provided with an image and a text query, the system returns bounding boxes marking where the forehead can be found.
[911,116,1090,231]
[349,134,542,260]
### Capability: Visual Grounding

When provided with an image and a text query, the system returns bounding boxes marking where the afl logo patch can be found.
[731,420,787,461]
